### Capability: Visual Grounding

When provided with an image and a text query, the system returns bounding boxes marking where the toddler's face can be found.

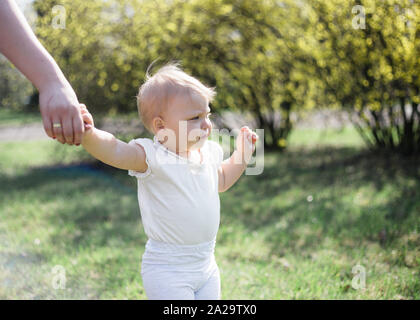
[156,92,212,154]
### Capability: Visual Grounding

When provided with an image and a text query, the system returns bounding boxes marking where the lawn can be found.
[0,125,419,299]
[0,108,41,127]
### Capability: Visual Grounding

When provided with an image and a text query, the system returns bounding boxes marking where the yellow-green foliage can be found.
[32,0,420,152]
[304,0,419,109]
[32,0,312,148]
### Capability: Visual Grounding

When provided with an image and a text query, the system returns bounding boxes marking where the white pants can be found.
[141,238,221,300]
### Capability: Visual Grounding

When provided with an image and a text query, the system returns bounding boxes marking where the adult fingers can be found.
[42,114,54,139]
[72,110,84,146]
[62,116,74,145]
[51,117,65,144]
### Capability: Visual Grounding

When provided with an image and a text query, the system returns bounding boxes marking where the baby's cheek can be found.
[187,125,200,139]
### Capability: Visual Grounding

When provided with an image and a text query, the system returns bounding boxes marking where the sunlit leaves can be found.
[28,0,419,152]
[305,0,420,153]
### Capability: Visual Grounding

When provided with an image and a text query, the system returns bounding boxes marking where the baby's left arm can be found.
[218,126,258,192]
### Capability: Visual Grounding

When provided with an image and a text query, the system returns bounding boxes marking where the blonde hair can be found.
[137,61,217,134]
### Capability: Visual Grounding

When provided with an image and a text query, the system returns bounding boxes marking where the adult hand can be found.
[0,0,84,146]
[39,83,84,145]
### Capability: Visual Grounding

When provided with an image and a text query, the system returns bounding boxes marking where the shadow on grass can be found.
[0,162,147,254]
[1,146,419,262]
[220,146,420,256]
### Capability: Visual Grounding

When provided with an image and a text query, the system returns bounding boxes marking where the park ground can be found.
[0,108,419,299]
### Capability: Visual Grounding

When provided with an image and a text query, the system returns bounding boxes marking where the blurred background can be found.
[0,0,419,299]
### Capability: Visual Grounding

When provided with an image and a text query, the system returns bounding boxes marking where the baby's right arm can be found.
[79,104,148,173]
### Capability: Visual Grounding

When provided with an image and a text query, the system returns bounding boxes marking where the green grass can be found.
[0,108,41,127]
[0,127,419,299]
[288,126,365,148]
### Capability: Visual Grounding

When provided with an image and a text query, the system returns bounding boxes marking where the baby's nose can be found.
[202,119,212,132]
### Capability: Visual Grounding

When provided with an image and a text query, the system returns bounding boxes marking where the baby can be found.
[78,62,258,300]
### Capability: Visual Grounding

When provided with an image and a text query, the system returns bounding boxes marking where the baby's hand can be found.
[236,126,259,164]
[78,103,94,131]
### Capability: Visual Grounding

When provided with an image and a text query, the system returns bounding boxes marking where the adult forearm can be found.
[0,0,69,91]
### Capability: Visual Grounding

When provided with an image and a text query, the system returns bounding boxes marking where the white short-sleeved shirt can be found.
[128,135,224,245]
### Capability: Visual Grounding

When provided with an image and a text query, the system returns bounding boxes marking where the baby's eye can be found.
[189,113,212,121]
